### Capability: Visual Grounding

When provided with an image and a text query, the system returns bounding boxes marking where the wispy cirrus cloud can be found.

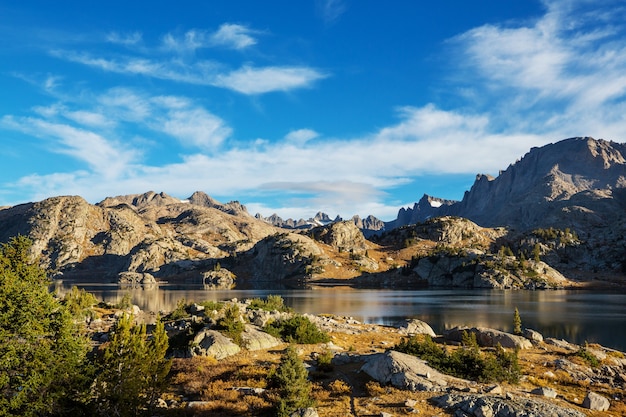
[51,50,326,95]
[106,31,143,46]
[214,65,327,94]
[162,24,260,53]
[317,0,347,25]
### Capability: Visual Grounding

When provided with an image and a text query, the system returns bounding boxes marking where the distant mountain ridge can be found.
[0,136,625,286]
[391,137,626,230]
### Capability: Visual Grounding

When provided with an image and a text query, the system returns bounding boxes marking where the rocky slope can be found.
[391,137,626,276]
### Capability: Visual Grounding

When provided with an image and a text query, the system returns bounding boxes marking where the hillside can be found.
[0,137,625,287]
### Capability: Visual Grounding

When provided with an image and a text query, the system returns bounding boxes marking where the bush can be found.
[575,342,600,367]
[63,286,98,319]
[215,304,245,345]
[264,315,330,344]
[316,350,334,372]
[248,294,292,312]
[395,331,520,384]
[168,298,189,320]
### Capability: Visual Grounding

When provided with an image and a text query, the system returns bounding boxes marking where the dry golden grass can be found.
[162,319,626,417]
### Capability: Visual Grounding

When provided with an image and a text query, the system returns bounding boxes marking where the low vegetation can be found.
[264,315,330,344]
[395,332,521,384]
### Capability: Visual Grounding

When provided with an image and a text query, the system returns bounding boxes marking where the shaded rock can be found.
[289,408,319,417]
[241,324,282,351]
[360,350,450,392]
[189,328,240,359]
[531,386,558,398]
[545,338,579,351]
[431,392,585,417]
[523,328,544,343]
[118,271,156,285]
[582,391,610,411]
[444,326,532,349]
[202,268,235,289]
[396,319,436,337]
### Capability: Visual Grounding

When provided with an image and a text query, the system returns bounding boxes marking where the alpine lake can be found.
[54,281,626,352]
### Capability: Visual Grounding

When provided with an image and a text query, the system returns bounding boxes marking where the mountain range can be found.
[0,136,624,288]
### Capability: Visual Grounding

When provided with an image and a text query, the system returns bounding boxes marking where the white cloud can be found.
[215,65,327,94]
[285,129,319,144]
[161,108,232,149]
[1,116,137,178]
[210,24,258,49]
[318,0,347,24]
[106,31,142,46]
[161,25,258,53]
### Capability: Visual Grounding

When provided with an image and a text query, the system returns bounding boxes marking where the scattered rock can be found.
[189,328,241,359]
[545,338,579,351]
[582,391,610,411]
[361,350,451,392]
[444,326,533,349]
[289,408,319,417]
[431,392,585,417]
[396,318,437,337]
[241,324,282,351]
[523,328,544,343]
[531,386,558,398]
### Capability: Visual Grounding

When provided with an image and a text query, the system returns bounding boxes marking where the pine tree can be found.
[273,345,314,417]
[92,314,171,416]
[513,307,523,335]
[0,236,91,416]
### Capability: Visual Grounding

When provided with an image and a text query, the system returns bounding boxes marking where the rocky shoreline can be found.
[85,298,626,416]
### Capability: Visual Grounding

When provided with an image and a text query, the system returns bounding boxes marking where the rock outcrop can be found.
[360,350,455,392]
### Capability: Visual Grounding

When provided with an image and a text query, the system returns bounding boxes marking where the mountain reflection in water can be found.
[54,283,626,352]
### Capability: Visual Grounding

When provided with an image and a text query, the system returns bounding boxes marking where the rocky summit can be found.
[0,137,625,288]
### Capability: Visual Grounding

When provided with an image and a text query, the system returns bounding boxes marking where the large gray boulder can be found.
[444,326,533,350]
[431,393,585,417]
[360,350,450,392]
[396,319,437,337]
[582,391,610,411]
[189,328,240,359]
[241,324,282,351]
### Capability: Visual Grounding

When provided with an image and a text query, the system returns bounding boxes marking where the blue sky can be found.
[2,0,626,221]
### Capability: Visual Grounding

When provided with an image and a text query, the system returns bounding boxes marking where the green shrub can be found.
[168,298,189,320]
[575,342,600,367]
[215,304,245,345]
[198,300,224,311]
[316,350,334,372]
[115,293,133,310]
[63,286,98,319]
[265,315,330,344]
[249,294,292,312]
[395,331,520,384]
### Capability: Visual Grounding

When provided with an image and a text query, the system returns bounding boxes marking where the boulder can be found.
[582,391,610,411]
[431,393,585,417]
[396,319,437,337]
[118,271,157,285]
[523,328,544,343]
[531,386,558,398]
[289,408,319,417]
[241,324,282,351]
[444,326,532,349]
[545,338,579,351]
[360,350,450,392]
[189,328,240,359]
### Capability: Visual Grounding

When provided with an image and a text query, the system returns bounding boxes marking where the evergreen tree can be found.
[92,314,171,417]
[0,236,91,416]
[513,307,523,335]
[273,345,314,417]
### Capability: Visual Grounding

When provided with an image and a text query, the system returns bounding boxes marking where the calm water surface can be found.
[55,283,626,351]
